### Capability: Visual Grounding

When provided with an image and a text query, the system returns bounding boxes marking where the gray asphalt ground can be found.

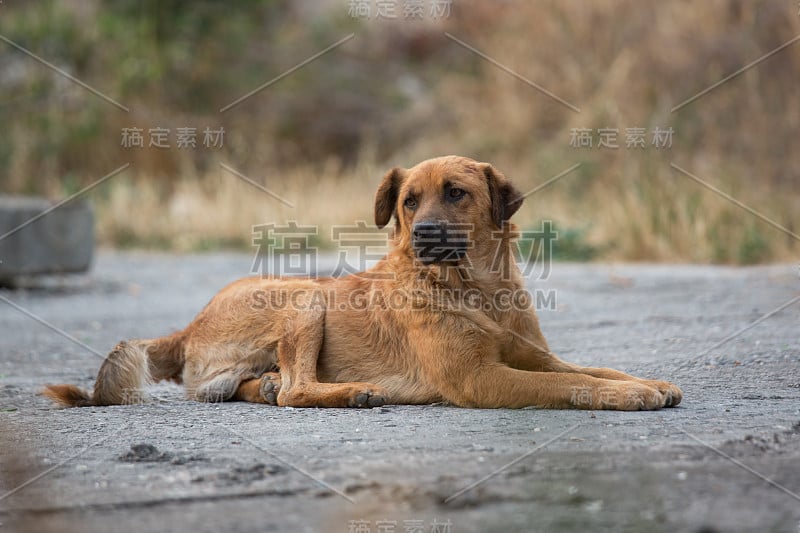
[1,252,798,533]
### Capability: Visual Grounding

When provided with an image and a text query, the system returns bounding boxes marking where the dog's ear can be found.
[374,167,406,229]
[482,163,523,227]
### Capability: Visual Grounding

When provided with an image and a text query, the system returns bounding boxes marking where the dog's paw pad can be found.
[259,374,282,405]
[350,390,387,408]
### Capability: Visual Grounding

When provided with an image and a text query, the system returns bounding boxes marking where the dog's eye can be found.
[404,197,417,209]
[448,187,466,200]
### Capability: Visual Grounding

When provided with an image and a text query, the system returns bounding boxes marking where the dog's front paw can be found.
[639,379,682,407]
[348,386,389,408]
[616,382,664,411]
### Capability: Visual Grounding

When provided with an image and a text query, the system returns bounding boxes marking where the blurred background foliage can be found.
[0,0,798,263]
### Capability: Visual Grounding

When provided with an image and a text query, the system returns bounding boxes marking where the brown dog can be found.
[44,156,682,410]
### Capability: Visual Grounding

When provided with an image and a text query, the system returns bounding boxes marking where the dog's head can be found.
[374,155,523,265]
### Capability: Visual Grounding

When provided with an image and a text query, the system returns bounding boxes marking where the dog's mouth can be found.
[413,245,468,265]
[411,221,470,265]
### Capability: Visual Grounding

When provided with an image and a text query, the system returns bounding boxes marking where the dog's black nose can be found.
[412,221,469,264]
[412,222,443,241]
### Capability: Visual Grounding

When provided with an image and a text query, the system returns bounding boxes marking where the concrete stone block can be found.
[0,196,94,282]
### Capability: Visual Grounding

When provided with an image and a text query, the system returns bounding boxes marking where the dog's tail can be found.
[42,333,185,407]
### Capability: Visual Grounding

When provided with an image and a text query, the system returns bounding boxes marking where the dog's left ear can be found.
[482,163,523,227]
[374,167,407,228]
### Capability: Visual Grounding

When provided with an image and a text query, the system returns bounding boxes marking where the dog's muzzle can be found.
[411,221,470,265]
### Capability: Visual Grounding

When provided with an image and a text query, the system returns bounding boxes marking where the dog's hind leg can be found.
[188,370,278,403]
[232,372,282,404]
[188,372,241,402]
[275,299,388,408]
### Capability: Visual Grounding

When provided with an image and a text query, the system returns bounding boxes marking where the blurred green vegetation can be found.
[516,222,599,263]
[0,0,798,262]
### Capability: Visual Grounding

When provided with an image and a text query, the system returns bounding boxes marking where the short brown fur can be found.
[44,156,681,410]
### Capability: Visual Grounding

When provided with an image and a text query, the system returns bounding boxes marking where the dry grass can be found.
[96,152,797,265]
[96,158,387,252]
[3,0,799,263]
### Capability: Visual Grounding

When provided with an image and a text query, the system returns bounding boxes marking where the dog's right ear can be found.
[374,167,406,228]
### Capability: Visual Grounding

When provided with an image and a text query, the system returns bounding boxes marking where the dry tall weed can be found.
[2,0,798,263]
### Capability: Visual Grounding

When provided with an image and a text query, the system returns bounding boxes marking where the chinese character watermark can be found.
[252,222,318,277]
[348,0,453,20]
[516,220,557,281]
[569,127,673,149]
[330,221,392,278]
[569,127,593,148]
[570,386,651,408]
[347,518,452,533]
[248,221,559,313]
[121,126,225,149]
